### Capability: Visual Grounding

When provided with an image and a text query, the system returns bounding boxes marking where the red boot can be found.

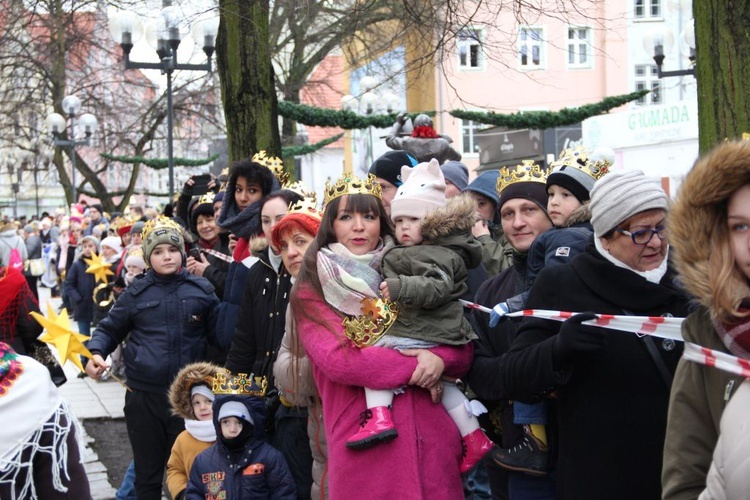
[460,428,496,474]
[346,406,398,450]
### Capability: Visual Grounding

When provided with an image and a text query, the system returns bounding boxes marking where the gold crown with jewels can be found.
[323,173,382,207]
[212,370,268,397]
[141,216,183,242]
[497,160,547,194]
[197,191,216,205]
[288,196,323,220]
[550,146,611,181]
[342,297,399,348]
[253,150,289,185]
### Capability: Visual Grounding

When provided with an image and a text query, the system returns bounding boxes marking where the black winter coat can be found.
[500,246,690,500]
[87,269,220,394]
[65,257,96,322]
[225,249,292,389]
[189,232,231,300]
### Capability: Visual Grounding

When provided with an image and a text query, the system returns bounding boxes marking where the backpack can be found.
[8,247,23,272]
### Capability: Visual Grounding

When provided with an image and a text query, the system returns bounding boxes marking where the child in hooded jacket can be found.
[64,234,99,335]
[348,159,495,474]
[166,362,221,500]
[186,392,296,499]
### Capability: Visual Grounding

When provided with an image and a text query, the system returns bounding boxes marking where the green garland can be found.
[100,153,219,169]
[282,133,345,157]
[277,91,647,131]
[448,90,649,129]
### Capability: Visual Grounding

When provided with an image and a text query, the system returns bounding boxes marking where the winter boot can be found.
[460,428,497,474]
[346,406,398,450]
[492,425,549,476]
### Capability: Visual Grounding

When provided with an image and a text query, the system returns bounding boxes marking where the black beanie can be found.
[368,150,418,187]
[191,202,215,232]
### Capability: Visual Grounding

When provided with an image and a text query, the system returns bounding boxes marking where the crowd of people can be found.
[4,137,750,500]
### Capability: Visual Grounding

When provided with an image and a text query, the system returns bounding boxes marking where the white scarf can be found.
[594,237,669,284]
[184,419,216,443]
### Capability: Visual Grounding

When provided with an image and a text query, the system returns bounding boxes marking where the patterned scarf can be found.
[714,299,750,358]
[217,178,281,240]
[316,238,394,317]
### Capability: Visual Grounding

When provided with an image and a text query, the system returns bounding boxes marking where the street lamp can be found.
[46,95,98,205]
[110,1,219,202]
[341,77,399,174]
[644,20,696,79]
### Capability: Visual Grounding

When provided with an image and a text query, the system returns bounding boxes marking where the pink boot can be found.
[460,428,496,474]
[346,406,398,450]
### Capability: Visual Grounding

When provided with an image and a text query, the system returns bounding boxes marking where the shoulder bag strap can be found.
[623,308,673,390]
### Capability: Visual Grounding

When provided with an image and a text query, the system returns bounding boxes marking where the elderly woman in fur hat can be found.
[498,169,691,500]
[663,140,750,500]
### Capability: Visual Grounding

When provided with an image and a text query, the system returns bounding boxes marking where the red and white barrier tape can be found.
[459,300,685,341]
[195,247,233,263]
[683,342,750,378]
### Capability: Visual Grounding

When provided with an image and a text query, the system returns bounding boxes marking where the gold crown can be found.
[197,191,216,205]
[127,246,144,258]
[253,150,289,185]
[323,173,382,207]
[550,146,610,181]
[497,160,547,194]
[112,214,136,231]
[141,216,183,242]
[342,297,399,348]
[285,180,315,198]
[212,370,268,396]
[288,196,322,220]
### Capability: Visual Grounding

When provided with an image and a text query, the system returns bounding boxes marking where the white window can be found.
[461,120,483,155]
[634,0,661,19]
[634,65,662,105]
[458,29,483,69]
[567,27,592,68]
[519,27,545,69]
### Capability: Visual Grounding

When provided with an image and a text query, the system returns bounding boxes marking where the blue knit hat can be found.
[440,161,469,192]
[466,170,500,207]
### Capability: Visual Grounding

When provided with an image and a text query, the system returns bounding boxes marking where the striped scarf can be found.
[316,238,394,317]
[715,299,750,359]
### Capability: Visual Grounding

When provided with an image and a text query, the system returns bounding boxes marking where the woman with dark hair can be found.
[289,173,473,499]
[213,158,280,351]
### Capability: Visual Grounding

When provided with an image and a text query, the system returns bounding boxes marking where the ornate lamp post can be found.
[110,1,219,202]
[46,95,98,205]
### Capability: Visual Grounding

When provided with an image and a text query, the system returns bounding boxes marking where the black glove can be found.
[552,312,607,366]
[181,177,194,196]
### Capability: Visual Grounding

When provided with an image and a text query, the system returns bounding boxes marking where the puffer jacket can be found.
[380,194,482,346]
[274,309,327,500]
[225,246,292,388]
[186,395,296,500]
[87,269,220,394]
[64,257,96,322]
[662,141,750,500]
[700,379,750,499]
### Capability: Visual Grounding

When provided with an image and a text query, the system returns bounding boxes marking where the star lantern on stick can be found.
[30,303,92,372]
[85,252,114,283]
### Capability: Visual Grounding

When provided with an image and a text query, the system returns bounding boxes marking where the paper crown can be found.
[285,180,315,199]
[252,150,289,185]
[550,146,611,181]
[212,370,268,397]
[197,191,216,205]
[288,196,322,220]
[112,214,136,232]
[141,216,183,242]
[127,245,144,258]
[342,297,399,348]
[497,160,547,194]
[323,173,382,207]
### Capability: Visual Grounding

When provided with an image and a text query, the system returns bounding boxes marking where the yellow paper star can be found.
[85,252,114,284]
[30,303,92,372]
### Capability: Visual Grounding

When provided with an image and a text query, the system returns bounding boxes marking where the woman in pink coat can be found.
[290,173,473,499]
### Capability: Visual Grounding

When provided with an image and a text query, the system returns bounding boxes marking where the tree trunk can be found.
[695,0,750,152]
[216,0,281,162]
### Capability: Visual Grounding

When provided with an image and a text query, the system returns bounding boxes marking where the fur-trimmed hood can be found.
[169,362,222,420]
[670,141,750,310]
[420,193,478,242]
[565,202,591,227]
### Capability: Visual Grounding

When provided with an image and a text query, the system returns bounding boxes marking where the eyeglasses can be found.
[614,225,668,245]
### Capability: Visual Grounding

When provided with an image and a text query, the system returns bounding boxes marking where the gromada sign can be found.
[628,105,690,131]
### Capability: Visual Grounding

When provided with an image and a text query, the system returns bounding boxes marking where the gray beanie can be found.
[589,170,668,237]
[440,161,469,192]
[218,400,253,424]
